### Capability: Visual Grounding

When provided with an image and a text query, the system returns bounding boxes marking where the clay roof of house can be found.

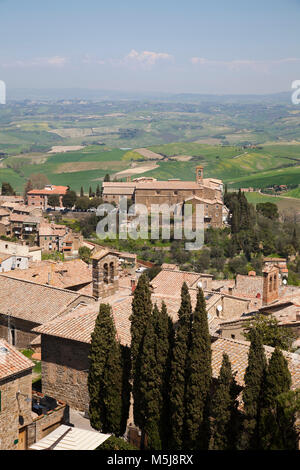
[211,337,300,390]
[39,222,67,237]
[0,274,94,325]
[0,252,13,263]
[34,290,222,346]
[3,259,92,290]
[27,185,68,195]
[151,268,213,297]
[91,249,111,260]
[0,208,10,217]
[0,339,34,380]
[10,214,41,224]
[102,187,135,195]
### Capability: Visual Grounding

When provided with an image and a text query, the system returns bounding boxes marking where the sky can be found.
[0,0,300,95]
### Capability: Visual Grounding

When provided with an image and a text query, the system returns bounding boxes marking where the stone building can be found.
[0,339,34,450]
[27,185,69,210]
[0,275,95,348]
[102,167,225,229]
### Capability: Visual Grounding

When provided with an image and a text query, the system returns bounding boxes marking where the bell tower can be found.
[196,166,204,185]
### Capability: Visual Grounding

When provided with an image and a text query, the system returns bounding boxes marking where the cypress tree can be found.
[80,186,84,197]
[240,329,267,449]
[88,303,124,435]
[139,310,161,449]
[185,288,212,450]
[96,184,101,197]
[209,353,241,450]
[89,186,93,198]
[169,282,192,449]
[260,347,298,449]
[130,274,152,429]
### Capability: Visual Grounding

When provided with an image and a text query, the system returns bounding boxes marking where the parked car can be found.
[136,266,147,273]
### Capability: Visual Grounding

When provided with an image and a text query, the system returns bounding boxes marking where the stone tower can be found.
[92,249,120,299]
[262,265,279,305]
[196,166,204,185]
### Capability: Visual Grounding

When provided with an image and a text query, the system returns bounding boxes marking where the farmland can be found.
[0,99,300,201]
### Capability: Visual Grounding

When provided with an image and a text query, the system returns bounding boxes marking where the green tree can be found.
[48,194,60,208]
[23,179,33,201]
[62,189,77,208]
[75,196,89,211]
[80,186,84,197]
[139,309,161,449]
[130,274,152,431]
[209,353,241,450]
[243,314,296,351]
[88,304,124,435]
[257,202,279,220]
[78,246,92,264]
[169,282,192,449]
[1,182,15,195]
[96,184,101,197]
[260,347,298,449]
[240,329,267,449]
[185,288,212,450]
[104,173,110,182]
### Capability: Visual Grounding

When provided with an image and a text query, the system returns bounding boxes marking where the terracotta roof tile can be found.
[0,274,94,324]
[212,337,300,390]
[0,339,34,380]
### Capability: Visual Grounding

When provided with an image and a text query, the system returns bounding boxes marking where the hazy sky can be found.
[1,0,300,94]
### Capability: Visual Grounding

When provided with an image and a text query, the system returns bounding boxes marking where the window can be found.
[231,334,235,340]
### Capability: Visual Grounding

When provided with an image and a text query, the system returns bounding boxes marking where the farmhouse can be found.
[27,185,68,209]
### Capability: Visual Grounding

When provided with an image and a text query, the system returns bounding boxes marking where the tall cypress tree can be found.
[139,310,162,449]
[260,347,298,450]
[155,301,174,447]
[130,274,152,429]
[96,184,101,197]
[80,186,84,197]
[209,353,241,450]
[88,303,124,435]
[169,282,192,449]
[185,288,212,450]
[240,329,267,449]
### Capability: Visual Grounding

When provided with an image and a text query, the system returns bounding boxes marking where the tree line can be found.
[88,274,299,450]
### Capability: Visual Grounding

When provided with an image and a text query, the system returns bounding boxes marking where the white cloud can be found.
[82,54,105,65]
[1,56,67,68]
[190,57,300,71]
[113,49,173,68]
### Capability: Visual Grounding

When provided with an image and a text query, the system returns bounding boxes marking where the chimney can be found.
[126,176,131,183]
[196,166,203,185]
[262,266,279,305]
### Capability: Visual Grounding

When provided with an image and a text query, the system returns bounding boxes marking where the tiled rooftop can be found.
[0,274,94,324]
[3,259,92,290]
[212,337,300,390]
[0,339,34,381]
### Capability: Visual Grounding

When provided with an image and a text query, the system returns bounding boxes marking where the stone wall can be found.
[0,369,32,450]
[41,335,90,412]
[0,315,39,349]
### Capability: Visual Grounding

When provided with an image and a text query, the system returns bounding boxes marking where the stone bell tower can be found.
[196,166,204,185]
[262,265,279,305]
[92,249,120,299]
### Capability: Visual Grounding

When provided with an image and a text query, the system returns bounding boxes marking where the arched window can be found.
[103,263,109,284]
[109,262,114,283]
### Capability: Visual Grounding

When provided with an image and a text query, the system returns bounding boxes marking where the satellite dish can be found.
[217,305,223,312]
[197,281,203,288]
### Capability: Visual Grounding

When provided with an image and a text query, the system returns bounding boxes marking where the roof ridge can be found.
[0,273,94,298]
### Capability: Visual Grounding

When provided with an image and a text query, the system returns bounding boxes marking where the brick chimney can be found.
[262,266,279,305]
[196,166,203,185]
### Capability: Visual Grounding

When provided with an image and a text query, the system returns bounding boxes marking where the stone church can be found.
[102,166,226,228]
